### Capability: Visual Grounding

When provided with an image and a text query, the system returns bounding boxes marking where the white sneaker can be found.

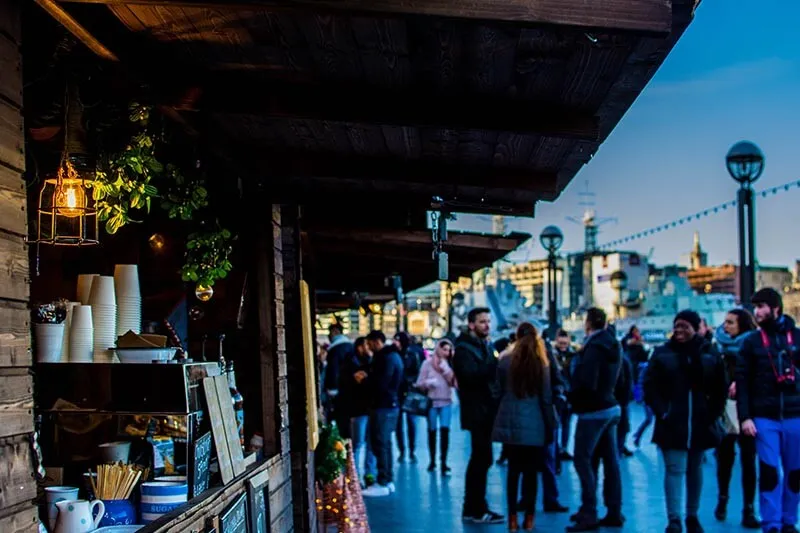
[361,485,390,497]
[386,482,396,494]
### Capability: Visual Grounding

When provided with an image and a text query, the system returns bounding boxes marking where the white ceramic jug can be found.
[54,499,104,533]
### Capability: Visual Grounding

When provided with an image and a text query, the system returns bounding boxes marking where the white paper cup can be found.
[76,274,98,305]
[114,264,140,297]
[35,323,65,363]
[89,276,116,306]
[60,302,80,362]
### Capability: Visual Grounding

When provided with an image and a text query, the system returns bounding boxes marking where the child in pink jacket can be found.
[416,338,457,475]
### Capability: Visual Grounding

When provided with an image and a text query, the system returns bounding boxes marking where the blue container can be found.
[140,482,188,524]
[99,499,137,527]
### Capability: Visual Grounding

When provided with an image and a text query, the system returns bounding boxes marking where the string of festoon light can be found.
[597,178,800,251]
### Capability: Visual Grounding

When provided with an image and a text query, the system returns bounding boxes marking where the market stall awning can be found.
[308,227,530,310]
[34,0,700,217]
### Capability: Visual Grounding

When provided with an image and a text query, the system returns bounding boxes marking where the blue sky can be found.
[453,1,800,269]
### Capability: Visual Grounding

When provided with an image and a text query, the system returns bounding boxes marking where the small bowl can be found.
[112,347,177,364]
[98,441,131,464]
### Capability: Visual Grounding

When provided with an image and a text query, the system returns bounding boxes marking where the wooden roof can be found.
[43,0,700,216]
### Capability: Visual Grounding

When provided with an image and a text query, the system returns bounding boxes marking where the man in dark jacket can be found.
[452,307,504,524]
[567,308,623,532]
[737,288,800,533]
[393,331,423,462]
[362,330,403,498]
[339,337,377,484]
[324,324,354,438]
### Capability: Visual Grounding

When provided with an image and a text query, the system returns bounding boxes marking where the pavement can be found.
[364,404,773,532]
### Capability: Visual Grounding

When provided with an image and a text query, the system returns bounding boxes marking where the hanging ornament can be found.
[148,233,166,252]
[195,283,213,302]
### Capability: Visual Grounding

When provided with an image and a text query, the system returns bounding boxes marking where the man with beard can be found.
[737,288,800,533]
[453,307,504,524]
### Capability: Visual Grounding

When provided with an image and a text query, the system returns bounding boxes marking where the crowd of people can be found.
[319,286,800,533]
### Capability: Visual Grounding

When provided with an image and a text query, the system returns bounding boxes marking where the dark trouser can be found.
[574,411,622,521]
[370,407,400,486]
[506,444,544,515]
[633,406,655,445]
[396,411,417,456]
[716,433,757,507]
[464,426,494,517]
[542,433,560,505]
[560,406,573,450]
[617,403,630,453]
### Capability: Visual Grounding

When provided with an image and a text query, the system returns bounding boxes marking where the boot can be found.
[714,495,728,521]
[508,513,519,532]
[427,430,437,472]
[440,428,451,475]
[523,513,535,531]
[741,505,760,529]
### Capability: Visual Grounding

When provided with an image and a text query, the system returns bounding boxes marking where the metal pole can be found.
[548,252,557,333]
[746,187,757,304]
[737,187,749,306]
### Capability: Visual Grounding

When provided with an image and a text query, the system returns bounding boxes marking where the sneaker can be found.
[361,485,390,497]
[385,482,396,494]
[665,518,682,533]
[470,511,505,524]
[741,506,760,529]
[427,462,436,472]
[685,516,704,533]
[441,465,451,476]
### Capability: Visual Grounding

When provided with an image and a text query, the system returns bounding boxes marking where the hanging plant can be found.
[160,163,209,221]
[180,225,235,288]
[88,103,160,234]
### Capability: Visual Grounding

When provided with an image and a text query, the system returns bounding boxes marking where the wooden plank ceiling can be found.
[48,0,699,217]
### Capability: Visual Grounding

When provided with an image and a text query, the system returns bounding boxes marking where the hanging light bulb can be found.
[195,283,214,302]
[53,160,87,218]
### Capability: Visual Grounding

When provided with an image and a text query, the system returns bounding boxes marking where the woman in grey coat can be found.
[492,322,557,531]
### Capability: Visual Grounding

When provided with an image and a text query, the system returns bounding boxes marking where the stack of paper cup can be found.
[114,264,142,336]
[69,304,94,362]
[89,276,117,363]
[76,274,99,305]
[59,301,80,362]
[34,323,65,363]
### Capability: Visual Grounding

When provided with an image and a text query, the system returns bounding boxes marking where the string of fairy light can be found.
[597,177,800,251]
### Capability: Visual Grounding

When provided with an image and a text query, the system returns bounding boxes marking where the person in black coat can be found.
[393,331,424,462]
[324,324,354,438]
[644,310,728,533]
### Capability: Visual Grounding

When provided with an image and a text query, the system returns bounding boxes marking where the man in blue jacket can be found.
[737,288,800,533]
[362,330,404,498]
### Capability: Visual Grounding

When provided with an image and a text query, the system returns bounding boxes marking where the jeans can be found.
[716,433,756,507]
[617,404,631,453]
[560,406,572,450]
[370,408,400,486]
[351,415,377,480]
[464,425,494,517]
[633,406,655,445]
[396,411,418,456]
[427,405,452,430]
[573,409,622,520]
[506,444,544,515]
[542,433,560,505]
[661,448,704,521]
[753,417,800,532]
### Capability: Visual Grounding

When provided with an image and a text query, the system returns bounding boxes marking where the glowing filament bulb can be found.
[54,180,86,218]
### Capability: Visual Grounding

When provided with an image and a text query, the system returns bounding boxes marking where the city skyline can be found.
[451,1,800,269]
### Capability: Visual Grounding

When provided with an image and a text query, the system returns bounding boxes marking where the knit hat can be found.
[752,287,783,314]
[674,309,701,332]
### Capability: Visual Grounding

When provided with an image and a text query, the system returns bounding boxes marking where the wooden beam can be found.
[177,80,599,140]
[257,150,558,192]
[33,0,119,61]
[59,0,674,34]
[308,228,530,252]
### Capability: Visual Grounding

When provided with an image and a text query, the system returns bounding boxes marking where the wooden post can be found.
[0,1,37,530]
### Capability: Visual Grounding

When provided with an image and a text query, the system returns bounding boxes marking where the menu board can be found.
[220,493,248,533]
[248,470,270,533]
[192,432,212,498]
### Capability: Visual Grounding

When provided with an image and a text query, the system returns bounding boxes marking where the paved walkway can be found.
[365,404,767,532]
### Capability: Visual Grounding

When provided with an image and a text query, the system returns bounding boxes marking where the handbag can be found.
[401,388,432,416]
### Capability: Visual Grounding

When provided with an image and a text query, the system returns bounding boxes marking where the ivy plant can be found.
[89,103,160,234]
[180,226,235,287]
[160,163,209,221]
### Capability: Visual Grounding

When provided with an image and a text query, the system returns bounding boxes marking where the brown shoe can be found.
[508,514,519,531]
[523,513,535,530]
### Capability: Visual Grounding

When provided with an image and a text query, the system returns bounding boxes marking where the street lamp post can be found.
[540,225,564,337]
[726,141,765,307]
[610,270,628,320]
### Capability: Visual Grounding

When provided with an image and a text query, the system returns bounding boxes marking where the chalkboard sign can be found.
[220,493,248,533]
[192,432,213,498]
[248,470,270,533]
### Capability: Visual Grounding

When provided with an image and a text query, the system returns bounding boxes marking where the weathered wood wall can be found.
[0,1,37,531]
